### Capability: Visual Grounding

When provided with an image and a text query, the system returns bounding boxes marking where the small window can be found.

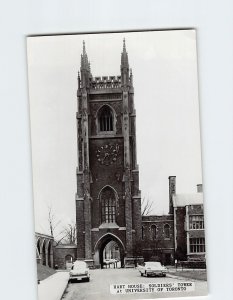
[98,106,114,132]
[164,224,170,239]
[189,215,204,230]
[189,238,205,253]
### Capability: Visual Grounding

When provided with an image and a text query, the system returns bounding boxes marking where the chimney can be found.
[197,184,203,193]
[168,176,176,214]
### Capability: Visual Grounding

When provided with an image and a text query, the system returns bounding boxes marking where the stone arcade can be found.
[76,41,142,267]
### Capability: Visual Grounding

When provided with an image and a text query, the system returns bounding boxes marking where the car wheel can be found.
[140,272,143,277]
[145,271,148,277]
[163,274,166,277]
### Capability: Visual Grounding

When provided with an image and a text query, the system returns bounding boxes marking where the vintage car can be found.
[103,259,112,265]
[69,260,90,282]
[103,258,118,265]
[138,261,167,277]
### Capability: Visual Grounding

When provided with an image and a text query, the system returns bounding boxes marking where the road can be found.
[62,268,208,300]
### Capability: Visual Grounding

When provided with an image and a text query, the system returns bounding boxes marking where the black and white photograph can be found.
[27,30,208,299]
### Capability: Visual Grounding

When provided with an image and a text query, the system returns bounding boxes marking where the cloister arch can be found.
[42,240,46,265]
[35,233,54,268]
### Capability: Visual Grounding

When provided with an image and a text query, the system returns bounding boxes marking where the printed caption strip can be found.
[110,282,195,295]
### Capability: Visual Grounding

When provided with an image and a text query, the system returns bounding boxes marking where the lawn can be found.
[169,269,207,281]
[37,264,56,281]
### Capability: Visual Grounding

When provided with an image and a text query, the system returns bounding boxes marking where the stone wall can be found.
[141,215,175,265]
[54,245,77,269]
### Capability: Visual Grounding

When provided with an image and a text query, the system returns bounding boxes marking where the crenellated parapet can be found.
[90,76,121,89]
[89,74,133,90]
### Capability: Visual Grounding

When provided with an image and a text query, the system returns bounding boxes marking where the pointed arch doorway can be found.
[93,233,125,269]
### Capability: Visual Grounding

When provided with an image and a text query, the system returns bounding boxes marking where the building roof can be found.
[35,232,54,240]
[142,214,173,222]
[55,244,77,249]
[173,193,203,207]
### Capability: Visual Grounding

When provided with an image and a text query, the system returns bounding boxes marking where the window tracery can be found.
[98,105,114,132]
[100,187,117,223]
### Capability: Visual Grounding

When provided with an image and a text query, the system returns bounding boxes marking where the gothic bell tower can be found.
[76,40,142,267]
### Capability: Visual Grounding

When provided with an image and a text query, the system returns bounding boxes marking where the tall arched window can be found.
[142,226,144,240]
[100,186,116,223]
[164,224,170,239]
[98,105,114,132]
[151,225,157,240]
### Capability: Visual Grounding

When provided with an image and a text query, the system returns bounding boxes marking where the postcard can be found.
[27,29,208,299]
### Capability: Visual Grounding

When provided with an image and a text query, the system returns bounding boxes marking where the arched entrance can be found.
[65,255,74,269]
[94,233,125,269]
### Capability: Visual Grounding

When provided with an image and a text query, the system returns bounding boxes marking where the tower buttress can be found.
[76,42,92,260]
[121,39,130,87]
[80,41,92,89]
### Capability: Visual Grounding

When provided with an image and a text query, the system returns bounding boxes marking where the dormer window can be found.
[98,105,114,132]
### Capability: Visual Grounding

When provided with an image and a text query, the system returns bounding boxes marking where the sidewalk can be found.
[37,271,69,300]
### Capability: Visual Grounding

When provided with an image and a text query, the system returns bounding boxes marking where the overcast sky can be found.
[27,30,202,235]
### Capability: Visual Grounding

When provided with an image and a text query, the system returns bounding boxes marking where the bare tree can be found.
[60,222,77,244]
[47,205,61,237]
[141,197,154,216]
[46,205,77,245]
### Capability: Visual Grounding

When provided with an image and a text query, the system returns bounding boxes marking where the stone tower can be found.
[76,40,142,267]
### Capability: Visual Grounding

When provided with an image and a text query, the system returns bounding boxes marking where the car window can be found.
[145,262,162,267]
[73,261,87,269]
